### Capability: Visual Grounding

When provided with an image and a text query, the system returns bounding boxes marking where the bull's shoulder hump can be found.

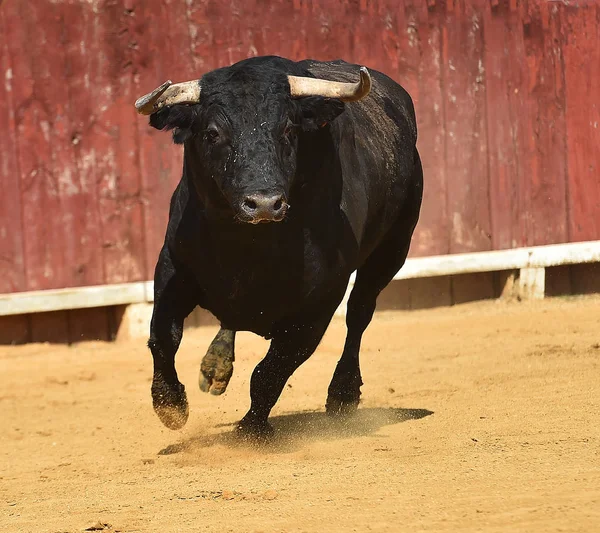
[299,60,416,135]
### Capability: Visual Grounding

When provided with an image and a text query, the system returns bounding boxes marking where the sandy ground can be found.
[2,295,600,533]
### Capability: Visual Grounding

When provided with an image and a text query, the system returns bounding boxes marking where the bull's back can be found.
[300,59,420,261]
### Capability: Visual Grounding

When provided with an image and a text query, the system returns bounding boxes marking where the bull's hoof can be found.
[199,375,231,396]
[326,373,362,418]
[325,394,360,418]
[199,330,234,396]
[235,415,274,441]
[151,376,189,430]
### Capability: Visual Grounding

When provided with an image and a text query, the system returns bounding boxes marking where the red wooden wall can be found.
[1,0,599,303]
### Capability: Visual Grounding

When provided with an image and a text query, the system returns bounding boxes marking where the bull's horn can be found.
[288,66,371,102]
[135,80,201,115]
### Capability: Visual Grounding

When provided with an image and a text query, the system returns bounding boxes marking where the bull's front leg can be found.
[148,248,199,430]
[199,328,236,395]
[236,330,321,437]
[237,288,347,437]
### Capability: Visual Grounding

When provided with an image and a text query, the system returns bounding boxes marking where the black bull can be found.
[136,56,423,436]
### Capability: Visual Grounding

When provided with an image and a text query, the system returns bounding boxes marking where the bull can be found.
[135,56,423,436]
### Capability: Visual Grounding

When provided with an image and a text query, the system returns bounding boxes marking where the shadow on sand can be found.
[158,407,433,455]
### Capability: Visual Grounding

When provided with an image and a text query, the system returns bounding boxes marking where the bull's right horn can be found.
[135,80,202,115]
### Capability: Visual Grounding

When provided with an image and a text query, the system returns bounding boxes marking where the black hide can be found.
[145,56,423,435]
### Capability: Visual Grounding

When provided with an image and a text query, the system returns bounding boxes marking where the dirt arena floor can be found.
[2,295,600,533]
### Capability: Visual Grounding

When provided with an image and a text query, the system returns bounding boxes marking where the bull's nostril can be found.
[243,198,257,211]
[241,194,287,221]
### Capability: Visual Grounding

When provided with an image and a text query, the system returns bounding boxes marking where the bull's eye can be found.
[205,127,220,144]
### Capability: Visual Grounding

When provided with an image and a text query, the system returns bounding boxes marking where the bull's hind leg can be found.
[325,245,412,416]
[148,247,199,430]
[199,328,236,395]
[326,159,423,416]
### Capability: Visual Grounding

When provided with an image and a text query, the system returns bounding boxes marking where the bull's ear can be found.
[298,97,345,132]
[149,105,200,144]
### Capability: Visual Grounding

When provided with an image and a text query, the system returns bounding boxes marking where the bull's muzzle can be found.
[238,193,289,224]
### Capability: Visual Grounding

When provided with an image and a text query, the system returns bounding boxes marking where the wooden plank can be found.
[362,1,435,257]
[194,0,281,70]
[451,272,496,305]
[411,2,449,257]
[377,279,412,312]
[408,276,452,310]
[54,0,105,289]
[348,0,392,71]
[68,307,110,343]
[562,4,600,243]
[0,11,25,294]
[185,0,219,73]
[76,0,146,285]
[132,0,189,280]
[30,311,69,344]
[3,1,103,291]
[518,2,568,246]
[211,0,264,67]
[570,263,600,296]
[394,2,421,102]
[545,265,572,297]
[108,305,127,342]
[0,315,29,345]
[233,0,348,64]
[55,0,106,346]
[484,1,526,250]
[442,2,492,254]
[49,0,146,339]
[2,1,54,291]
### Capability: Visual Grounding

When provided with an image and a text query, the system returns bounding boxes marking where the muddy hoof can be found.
[235,415,274,440]
[199,373,231,396]
[325,395,360,418]
[151,376,189,430]
[199,376,230,396]
[199,330,234,395]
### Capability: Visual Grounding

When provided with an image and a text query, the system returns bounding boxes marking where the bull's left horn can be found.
[135,80,202,115]
[288,66,371,102]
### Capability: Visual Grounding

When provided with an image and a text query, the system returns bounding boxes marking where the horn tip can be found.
[134,80,174,114]
[358,67,372,98]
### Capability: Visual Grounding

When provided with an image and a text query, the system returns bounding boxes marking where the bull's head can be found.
[135,61,371,224]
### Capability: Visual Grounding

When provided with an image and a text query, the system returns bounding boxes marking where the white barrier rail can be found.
[392,240,600,280]
[336,240,600,316]
[0,282,153,317]
[1,241,599,317]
